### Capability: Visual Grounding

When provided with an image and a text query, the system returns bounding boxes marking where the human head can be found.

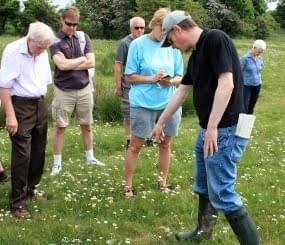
[130,17,145,38]
[60,6,80,36]
[149,8,170,30]
[148,8,170,42]
[161,10,197,47]
[27,21,58,57]
[252,39,266,56]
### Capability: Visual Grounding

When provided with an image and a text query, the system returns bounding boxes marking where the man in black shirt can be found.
[153,10,261,244]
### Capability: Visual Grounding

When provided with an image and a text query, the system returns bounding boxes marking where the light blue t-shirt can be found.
[125,34,183,110]
[240,52,264,86]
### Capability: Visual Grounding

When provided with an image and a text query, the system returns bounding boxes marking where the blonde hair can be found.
[149,8,170,29]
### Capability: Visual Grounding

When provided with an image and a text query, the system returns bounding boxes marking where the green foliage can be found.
[220,0,254,20]
[254,13,279,40]
[14,0,59,35]
[0,0,20,34]
[134,0,206,29]
[135,0,171,27]
[272,0,285,29]
[252,0,267,17]
[204,0,242,37]
[77,0,137,39]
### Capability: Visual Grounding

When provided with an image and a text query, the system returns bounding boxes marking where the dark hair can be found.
[177,17,197,30]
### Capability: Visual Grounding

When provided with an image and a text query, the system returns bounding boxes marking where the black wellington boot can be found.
[226,206,261,245]
[175,195,218,241]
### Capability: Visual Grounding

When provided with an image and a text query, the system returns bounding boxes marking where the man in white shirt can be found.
[0,22,58,219]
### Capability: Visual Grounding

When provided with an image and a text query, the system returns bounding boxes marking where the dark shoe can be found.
[0,171,10,184]
[11,206,32,219]
[226,206,261,245]
[145,138,154,147]
[175,195,218,241]
[126,139,130,150]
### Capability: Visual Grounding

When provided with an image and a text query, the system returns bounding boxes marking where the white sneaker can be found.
[86,158,105,166]
[50,165,62,176]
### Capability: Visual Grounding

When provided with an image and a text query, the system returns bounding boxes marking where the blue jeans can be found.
[194,126,249,215]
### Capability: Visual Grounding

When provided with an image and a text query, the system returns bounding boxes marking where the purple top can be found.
[50,30,93,90]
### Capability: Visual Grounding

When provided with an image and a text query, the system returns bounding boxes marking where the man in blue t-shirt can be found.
[153,10,261,244]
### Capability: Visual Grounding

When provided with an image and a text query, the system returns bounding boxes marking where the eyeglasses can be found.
[134,26,145,30]
[64,21,78,27]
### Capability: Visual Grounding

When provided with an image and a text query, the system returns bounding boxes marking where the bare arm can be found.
[158,75,183,87]
[152,84,192,142]
[114,62,123,96]
[74,53,95,70]
[52,52,87,71]
[0,88,18,135]
[204,72,234,157]
[126,71,165,84]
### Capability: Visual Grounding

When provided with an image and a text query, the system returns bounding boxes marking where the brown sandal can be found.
[123,186,135,197]
[159,184,175,192]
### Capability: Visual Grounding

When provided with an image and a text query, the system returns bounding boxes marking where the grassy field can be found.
[0,31,285,244]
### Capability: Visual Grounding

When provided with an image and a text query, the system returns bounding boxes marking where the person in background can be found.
[124,8,183,197]
[0,98,9,184]
[153,10,261,244]
[240,39,266,114]
[0,161,9,184]
[50,6,104,176]
[114,16,145,149]
[0,22,57,219]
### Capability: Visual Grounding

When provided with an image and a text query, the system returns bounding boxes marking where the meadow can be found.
[0,31,284,244]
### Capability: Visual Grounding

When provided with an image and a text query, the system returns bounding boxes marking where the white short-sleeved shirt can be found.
[0,37,52,97]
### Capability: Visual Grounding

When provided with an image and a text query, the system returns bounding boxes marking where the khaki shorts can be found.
[52,85,94,127]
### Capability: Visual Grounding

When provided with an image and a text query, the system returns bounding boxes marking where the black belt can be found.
[12,95,45,102]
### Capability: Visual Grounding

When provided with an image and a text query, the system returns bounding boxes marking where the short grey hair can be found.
[253,39,266,50]
[27,21,58,46]
[129,17,145,28]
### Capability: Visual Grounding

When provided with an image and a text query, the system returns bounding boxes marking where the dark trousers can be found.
[10,96,48,209]
[243,85,261,114]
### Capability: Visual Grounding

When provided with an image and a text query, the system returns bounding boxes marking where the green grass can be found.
[0,31,285,244]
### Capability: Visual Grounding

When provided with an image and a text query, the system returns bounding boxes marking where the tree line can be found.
[0,0,284,39]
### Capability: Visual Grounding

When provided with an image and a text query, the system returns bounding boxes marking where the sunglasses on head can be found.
[64,21,78,27]
[134,26,144,30]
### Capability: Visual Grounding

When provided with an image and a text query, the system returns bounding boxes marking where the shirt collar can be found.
[19,37,30,55]
[195,29,209,51]
[58,30,79,39]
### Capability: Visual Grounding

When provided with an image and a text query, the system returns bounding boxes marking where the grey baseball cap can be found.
[161,10,191,47]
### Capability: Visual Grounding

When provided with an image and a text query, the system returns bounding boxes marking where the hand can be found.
[114,86,122,97]
[203,127,218,158]
[151,123,165,143]
[153,70,165,83]
[6,115,18,136]
[157,77,172,87]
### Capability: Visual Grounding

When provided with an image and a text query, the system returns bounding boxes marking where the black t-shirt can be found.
[181,29,244,128]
